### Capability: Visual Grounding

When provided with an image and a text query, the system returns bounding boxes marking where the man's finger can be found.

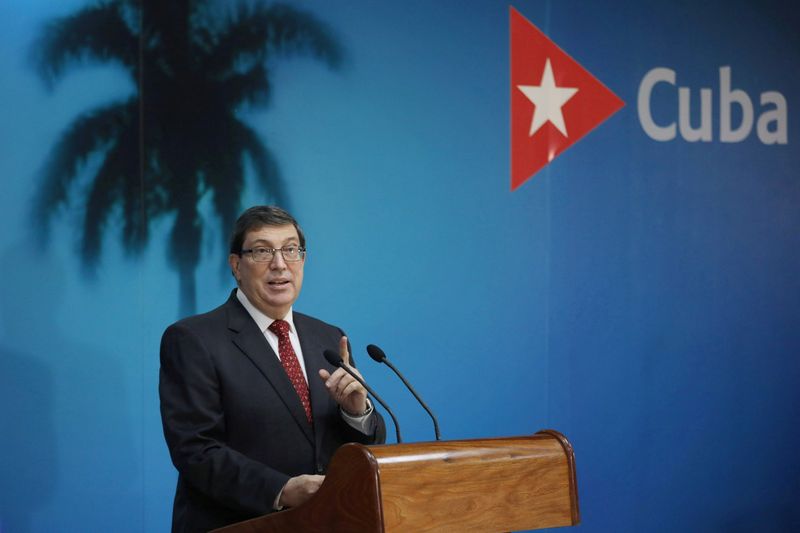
[336,374,357,395]
[340,380,365,398]
[323,367,349,389]
[339,336,351,367]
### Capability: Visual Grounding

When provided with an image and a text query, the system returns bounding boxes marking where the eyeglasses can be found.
[240,245,306,263]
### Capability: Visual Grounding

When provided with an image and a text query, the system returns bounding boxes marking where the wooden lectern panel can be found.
[372,430,578,531]
[212,429,579,533]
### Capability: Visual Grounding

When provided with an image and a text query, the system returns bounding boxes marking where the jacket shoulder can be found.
[170,301,229,330]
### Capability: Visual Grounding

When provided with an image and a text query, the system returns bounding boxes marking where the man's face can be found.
[228,224,305,319]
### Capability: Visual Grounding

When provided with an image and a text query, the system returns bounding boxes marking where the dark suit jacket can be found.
[159,290,386,532]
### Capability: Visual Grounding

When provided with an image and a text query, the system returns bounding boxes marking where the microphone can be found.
[322,349,402,443]
[366,344,441,441]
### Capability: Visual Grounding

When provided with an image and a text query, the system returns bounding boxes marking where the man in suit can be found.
[159,205,386,532]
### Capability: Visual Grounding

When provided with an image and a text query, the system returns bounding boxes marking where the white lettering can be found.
[679,87,712,142]
[719,66,754,143]
[638,66,788,144]
[757,91,788,144]
[638,67,676,141]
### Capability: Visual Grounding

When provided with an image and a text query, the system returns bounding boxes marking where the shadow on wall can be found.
[0,242,137,532]
[30,1,343,318]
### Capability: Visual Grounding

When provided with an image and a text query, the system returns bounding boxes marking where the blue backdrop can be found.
[1,1,798,532]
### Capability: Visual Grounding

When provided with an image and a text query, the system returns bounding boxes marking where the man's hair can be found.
[228,205,306,254]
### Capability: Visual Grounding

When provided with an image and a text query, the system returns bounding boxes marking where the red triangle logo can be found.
[510,7,625,190]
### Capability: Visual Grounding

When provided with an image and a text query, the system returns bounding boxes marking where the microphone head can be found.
[323,349,344,366]
[366,344,387,363]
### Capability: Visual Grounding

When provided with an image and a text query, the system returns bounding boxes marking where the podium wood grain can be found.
[212,430,579,533]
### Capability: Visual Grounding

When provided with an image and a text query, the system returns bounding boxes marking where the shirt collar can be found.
[236,288,295,334]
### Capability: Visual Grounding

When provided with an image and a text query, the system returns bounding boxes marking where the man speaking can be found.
[159,205,386,532]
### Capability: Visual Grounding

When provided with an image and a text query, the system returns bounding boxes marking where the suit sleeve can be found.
[159,323,287,515]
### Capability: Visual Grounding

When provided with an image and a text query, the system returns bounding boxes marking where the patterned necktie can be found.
[268,319,312,424]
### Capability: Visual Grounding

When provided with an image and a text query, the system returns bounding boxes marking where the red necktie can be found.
[268,320,312,424]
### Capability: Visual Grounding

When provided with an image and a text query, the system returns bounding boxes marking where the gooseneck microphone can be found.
[366,344,441,441]
[322,349,402,443]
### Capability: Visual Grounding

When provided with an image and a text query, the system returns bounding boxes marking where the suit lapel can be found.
[226,293,314,445]
[294,313,336,454]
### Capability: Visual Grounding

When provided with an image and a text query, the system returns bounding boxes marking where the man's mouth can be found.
[268,280,290,286]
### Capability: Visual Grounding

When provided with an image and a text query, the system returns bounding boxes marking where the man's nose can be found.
[269,251,287,269]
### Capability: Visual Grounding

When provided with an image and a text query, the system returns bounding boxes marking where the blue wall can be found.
[1,1,798,531]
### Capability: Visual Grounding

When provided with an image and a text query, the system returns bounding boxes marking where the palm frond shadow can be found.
[30,0,343,316]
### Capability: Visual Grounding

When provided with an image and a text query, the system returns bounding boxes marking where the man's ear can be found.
[228,254,241,281]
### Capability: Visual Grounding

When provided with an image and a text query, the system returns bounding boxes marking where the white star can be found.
[517,58,578,137]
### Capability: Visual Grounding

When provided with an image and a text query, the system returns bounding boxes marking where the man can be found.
[159,206,386,532]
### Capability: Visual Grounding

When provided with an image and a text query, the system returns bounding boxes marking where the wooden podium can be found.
[213,429,579,532]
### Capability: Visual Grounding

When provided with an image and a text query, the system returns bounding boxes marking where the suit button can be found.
[316,463,324,474]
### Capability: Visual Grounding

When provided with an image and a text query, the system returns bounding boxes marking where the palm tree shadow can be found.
[30,0,344,317]
[0,242,138,531]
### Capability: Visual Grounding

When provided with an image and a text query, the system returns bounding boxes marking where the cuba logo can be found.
[638,66,788,145]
